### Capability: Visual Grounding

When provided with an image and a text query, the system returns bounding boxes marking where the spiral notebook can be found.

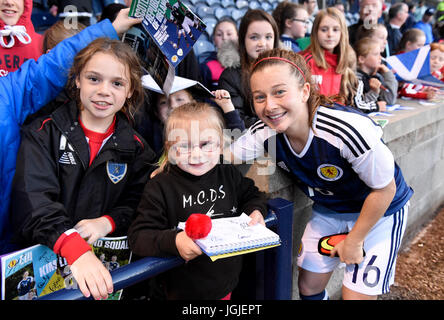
[180,213,281,261]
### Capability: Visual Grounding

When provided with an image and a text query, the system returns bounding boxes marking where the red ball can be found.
[185,214,212,240]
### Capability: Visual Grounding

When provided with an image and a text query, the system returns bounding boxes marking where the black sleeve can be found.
[10,126,73,249]
[176,50,202,82]
[218,68,258,128]
[218,68,245,114]
[127,177,180,258]
[223,110,245,132]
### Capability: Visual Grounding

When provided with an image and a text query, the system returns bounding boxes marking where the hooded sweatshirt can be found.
[0,0,43,77]
[300,48,342,97]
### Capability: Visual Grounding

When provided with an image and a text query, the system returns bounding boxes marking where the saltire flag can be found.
[385,45,444,88]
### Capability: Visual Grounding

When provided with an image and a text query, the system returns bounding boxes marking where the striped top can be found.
[231,104,413,215]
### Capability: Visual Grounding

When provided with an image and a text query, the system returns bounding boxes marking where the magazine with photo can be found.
[122,24,175,95]
[178,213,281,262]
[129,0,206,68]
[0,236,131,300]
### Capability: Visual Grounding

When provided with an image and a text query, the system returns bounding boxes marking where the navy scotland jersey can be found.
[231,105,413,216]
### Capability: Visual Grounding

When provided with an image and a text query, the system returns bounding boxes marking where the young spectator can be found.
[355,23,388,56]
[0,8,141,255]
[10,37,156,300]
[135,82,245,160]
[413,7,436,45]
[396,28,426,54]
[272,1,308,53]
[128,101,268,300]
[354,37,398,112]
[200,17,238,91]
[348,0,384,45]
[386,3,409,55]
[299,0,318,35]
[218,9,279,128]
[231,48,413,300]
[430,42,444,81]
[397,35,440,101]
[0,0,43,77]
[300,8,358,105]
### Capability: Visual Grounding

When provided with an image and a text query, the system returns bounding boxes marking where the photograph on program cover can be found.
[122,24,175,95]
[0,237,132,300]
[0,244,67,300]
[129,0,206,68]
[92,236,132,300]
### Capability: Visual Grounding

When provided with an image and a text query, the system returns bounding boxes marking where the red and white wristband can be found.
[53,229,91,266]
[53,216,116,265]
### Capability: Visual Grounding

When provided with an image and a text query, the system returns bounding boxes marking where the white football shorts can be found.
[297,202,409,296]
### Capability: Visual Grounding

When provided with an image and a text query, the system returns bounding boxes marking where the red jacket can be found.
[0,0,43,77]
[300,49,342,97]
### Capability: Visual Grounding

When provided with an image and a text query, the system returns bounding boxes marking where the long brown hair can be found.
[308,8,358,104]
[238,9,280,116]
[67,38,144,122]
[250,48,335,128]
[397,28,425,53]
[238,9,280,69]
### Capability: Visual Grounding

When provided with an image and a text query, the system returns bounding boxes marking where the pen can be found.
[380,84,389,92]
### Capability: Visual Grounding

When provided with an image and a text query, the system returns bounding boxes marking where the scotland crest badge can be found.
[106,161,127,184]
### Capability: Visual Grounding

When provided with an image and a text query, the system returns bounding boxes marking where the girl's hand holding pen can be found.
[212,89,235,113]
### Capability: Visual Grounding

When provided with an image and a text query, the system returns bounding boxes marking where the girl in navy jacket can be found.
[11,36,155,300]
[0,9,141,255]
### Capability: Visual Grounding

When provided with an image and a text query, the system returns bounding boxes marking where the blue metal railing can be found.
[39,198,293,300]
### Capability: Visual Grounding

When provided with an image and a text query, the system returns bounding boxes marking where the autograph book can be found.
[179,213,281,262]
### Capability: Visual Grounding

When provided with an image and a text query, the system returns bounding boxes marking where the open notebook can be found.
[179,213,281,262]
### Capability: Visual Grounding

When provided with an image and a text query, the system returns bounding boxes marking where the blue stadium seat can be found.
[193,39,215,59]
[202,16,218,37]
[223,5,237,16]
[270,0,279,10]
[196,5,214,18]
[197,30,210,42]
[261,1,272,12]
[206,0,220,7]
[249,0,260,10]
[231,8,244,22]
[220,0,234,8]
[182,0,193,10]
[236,0,249,10]
[214,7,229,20]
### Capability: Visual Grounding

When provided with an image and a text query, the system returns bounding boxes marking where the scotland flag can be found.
[385,45,444,88]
